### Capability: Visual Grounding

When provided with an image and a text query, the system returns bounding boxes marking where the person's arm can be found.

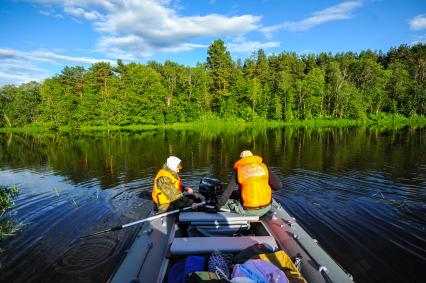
[268,166,283,190]
[216,170,238,208]
[171,195,194,208]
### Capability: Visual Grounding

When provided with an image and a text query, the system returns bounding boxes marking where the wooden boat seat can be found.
[179,212,259,225]
[170,236,278,255]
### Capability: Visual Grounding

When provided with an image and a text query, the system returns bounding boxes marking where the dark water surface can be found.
[0,127,425,283]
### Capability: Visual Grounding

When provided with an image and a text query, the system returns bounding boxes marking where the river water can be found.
[0,127,425,283]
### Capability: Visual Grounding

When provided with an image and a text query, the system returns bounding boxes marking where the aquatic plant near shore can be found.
[0,185,18,216]
[0,185,19,253]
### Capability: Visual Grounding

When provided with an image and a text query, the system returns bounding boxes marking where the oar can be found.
[80,201,206,239]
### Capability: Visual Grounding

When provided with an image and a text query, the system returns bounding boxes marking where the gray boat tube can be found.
[269,200,354,283]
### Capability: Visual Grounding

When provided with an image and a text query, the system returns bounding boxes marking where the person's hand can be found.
[191,203,198,210]
[186,187,194,194]
[192,192,203,203]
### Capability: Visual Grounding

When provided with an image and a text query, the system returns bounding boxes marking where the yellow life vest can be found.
[234,155,272,210]
[152,168,182,205]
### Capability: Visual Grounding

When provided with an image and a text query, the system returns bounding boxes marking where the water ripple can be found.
[276,166,426,282]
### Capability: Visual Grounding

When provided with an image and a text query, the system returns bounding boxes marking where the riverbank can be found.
[0,114,425,133]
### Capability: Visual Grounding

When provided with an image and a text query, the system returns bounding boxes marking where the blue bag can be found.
[184,256,207,283]
[168,260,186,283]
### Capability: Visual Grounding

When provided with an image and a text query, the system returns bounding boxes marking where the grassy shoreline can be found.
[0,115,425,133]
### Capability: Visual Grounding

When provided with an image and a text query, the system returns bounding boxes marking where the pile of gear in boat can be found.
[167,243,307,283]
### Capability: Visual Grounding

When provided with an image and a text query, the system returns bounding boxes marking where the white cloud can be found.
[260,24,285,39]
[100,47,139,61]
[0,62,50,86]
[94,1,261,56]
[227,40,280,53]
[27,0,264,58]
[0,48,113,65]
[409,14,426,31]
[29,50,113,64]
[0,48,114,86]
[0,49,16,60]
[161,43,208,53]
[261,1,363,37]
[64,6,102,21]
[39,9,63,18]
[29,0,115,11]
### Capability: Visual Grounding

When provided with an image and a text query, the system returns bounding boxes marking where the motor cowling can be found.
[199,177,223,202]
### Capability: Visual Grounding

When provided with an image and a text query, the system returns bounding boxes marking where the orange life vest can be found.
[152,168,182,205]
[234,155,272,210]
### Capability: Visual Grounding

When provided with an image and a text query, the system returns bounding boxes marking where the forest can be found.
[0,40,425,128]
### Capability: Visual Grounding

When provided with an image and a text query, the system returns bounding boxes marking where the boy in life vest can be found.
[215,150,282,216]
[152,156,198,211]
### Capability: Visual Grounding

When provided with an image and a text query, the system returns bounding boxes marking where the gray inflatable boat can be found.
[108,199,354,283]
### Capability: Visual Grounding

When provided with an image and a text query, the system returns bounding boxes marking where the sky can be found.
[0,0,425,86]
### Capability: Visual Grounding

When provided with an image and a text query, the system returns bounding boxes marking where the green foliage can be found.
[0,185,19,251]
[38,77,75,128]
[0,41,425,129]
[0,185,18,214]
[0,82,40,127]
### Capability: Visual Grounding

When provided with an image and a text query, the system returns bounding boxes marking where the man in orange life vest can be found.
[152,156,198,211]
[215,150,282,216]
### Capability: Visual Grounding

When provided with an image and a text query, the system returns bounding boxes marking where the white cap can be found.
[240,150,253,158]
[167,156,182,172]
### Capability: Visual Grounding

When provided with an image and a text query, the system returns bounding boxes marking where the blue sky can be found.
[0,0,425,86]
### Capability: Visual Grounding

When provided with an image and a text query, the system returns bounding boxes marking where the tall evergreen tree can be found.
[206,39,234,94]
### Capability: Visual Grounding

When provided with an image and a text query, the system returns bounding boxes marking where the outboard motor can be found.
[199,177,223,203]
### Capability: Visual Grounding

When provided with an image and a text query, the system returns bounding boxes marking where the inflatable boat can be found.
[109,200,353,283]
[107,196,354,283]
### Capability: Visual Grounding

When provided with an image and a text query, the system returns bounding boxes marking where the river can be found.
[0,126,425,282]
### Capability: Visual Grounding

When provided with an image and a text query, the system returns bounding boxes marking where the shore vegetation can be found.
[1,40,425,131]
